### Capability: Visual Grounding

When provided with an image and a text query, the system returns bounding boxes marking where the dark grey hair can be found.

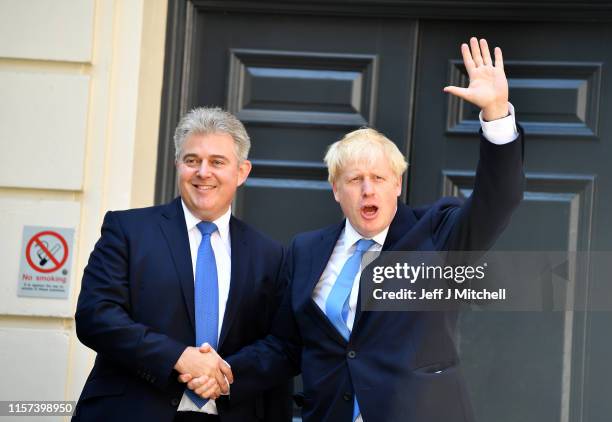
[174,107,250,162]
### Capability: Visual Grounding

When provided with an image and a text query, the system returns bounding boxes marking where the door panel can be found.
[185,11,418,418]
[190,12,417,244]
[412,20,612,422]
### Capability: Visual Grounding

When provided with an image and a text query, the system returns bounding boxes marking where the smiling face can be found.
[332,147,402,238]
[177,132,251,221]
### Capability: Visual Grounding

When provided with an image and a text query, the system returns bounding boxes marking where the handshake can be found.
[174,343,234,400]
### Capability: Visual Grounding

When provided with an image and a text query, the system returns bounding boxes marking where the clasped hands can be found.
[174,343,233,400]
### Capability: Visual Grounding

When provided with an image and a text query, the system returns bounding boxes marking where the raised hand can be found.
[174,342,233,398]
[444,37,509,121]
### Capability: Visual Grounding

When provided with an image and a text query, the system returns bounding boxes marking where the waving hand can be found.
[444,37,509,121]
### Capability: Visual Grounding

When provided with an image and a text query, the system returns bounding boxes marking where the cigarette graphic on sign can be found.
[35,242,61,266]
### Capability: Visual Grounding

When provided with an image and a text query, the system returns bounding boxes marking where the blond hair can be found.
[324,128,408,183]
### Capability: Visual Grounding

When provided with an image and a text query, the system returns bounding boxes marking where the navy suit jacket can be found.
[226,130,525,422]
[74,198,292,422]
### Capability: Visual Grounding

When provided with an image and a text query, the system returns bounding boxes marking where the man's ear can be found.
[332,181,340,203]
[237,160,252,186]
[395,175,403,197]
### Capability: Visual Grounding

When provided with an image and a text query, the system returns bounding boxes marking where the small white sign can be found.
[18,226,75,299]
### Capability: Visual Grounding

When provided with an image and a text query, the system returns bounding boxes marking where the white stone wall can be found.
[0,0,167,419]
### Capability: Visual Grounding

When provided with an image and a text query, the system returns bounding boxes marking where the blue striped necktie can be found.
[186,221,219,408]
[325,238,374,421]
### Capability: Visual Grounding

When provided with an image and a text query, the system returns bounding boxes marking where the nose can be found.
[361,179,374,196]
[195,161,212,178]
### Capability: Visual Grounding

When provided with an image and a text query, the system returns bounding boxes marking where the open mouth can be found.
[361,205,379,219]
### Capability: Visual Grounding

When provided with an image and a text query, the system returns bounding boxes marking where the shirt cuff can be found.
[479,102,518,145]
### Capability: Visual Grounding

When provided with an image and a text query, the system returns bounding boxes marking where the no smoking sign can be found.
[18,226,75,299]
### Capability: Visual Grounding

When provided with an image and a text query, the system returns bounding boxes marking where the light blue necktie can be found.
[325,238,374,421]
[186,221,219,408]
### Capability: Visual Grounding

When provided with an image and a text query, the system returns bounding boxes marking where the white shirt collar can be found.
[343,218,389,251]
[181,200,231,244]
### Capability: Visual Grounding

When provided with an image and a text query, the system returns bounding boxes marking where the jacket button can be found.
[170,398,180,407]
[343,392,352,401]
[347,350,357,359]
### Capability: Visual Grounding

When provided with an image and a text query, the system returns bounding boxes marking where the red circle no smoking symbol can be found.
[25,231,69,273]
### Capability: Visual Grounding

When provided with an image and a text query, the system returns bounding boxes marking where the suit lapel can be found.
[218,216,249,349]
[303,221,349,346]
[381,201,418,252]
[352,201,417,334]
[158,198,196,332]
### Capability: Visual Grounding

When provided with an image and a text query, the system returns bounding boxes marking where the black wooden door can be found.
[167,10,418,419]
[188,12,417,244]
[410,20,612,422]
[157,3,612,421]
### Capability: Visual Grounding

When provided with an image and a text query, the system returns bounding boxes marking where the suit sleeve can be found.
[75,211,187,391]
[224,239,302,404]
[434,127,525,253]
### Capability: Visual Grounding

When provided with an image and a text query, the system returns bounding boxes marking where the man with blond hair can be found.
[184,38,523,421]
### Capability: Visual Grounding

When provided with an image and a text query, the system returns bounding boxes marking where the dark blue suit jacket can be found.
[73,198,292,422]
[226,131,525,422]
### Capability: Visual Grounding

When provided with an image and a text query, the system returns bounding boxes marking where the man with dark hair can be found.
[74,108,291,422]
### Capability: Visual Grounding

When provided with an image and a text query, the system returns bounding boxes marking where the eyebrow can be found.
[181,153,230,161]
[209,154,229,161]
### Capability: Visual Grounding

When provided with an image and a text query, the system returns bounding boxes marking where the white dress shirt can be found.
[313,220,387,332]
[178,201,232,414]
[312,104,518,422]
